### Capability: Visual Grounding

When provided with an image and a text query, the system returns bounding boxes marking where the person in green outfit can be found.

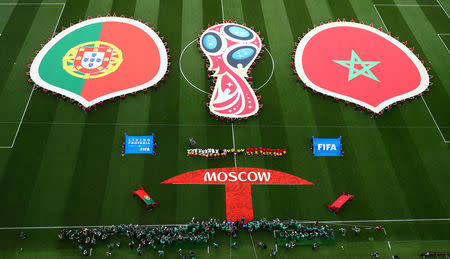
[231,241,237,248]
[270,249,278,257]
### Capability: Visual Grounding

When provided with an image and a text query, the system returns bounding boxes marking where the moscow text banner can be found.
[125,134,154,154]
[312,137,342,157]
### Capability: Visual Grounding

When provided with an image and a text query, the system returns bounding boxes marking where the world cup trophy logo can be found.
[200,23,262,119]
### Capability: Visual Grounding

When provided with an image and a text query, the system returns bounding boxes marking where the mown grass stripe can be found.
[202,0,230,220]
[375,2,450,138]
[0,0,42,95]
[140,0,184,224]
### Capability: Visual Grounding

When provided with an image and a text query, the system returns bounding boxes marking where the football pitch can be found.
[0,0,449,258]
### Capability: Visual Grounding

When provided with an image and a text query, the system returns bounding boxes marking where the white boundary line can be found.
[421,96,450,143]
[437,34,450,53]
[179,39,209,94]
[255,47,274,91]
[374,4,450,144]
[0,2,65,149]
[375,4,440,7]
[1,218,448,230]
[249,232,258,259]
[0,121,447,128]
[179,40,274,95]
[0,3,65,5]
[435,0,450,19]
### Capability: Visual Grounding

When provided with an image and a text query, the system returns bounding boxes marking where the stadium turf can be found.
[0,0,448,258]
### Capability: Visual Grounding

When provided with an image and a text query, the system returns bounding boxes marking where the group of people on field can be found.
[187,147,286,158]
[57,217,335,257]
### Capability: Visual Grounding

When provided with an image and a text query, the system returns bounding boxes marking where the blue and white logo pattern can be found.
[81,51,105,69]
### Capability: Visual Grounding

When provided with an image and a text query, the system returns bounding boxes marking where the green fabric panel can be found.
[38,22,103,95]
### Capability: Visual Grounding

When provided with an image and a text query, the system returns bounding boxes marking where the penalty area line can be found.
[0,2,65,149]
[373,4,449,144]
[1,218,448,230]
[231,122,237,168]
[249,232,258,259]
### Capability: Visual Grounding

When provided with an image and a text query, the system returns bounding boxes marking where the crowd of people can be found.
[187,147,286,158]
[57,218,335,257]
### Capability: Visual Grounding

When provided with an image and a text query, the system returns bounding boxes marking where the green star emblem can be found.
[333,50,380,82]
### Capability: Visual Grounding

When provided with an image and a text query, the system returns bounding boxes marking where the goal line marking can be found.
[373,4,450,144]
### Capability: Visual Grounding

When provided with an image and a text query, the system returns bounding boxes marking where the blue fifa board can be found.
[313,136,342,157]
[125,134,154,154]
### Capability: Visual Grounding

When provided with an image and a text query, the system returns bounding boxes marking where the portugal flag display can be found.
[294,22,430,114]
[30,17,168,107]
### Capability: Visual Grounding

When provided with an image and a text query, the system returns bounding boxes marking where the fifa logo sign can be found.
[317,144,337,151]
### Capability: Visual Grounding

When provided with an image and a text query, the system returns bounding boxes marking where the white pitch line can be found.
[229,235,232,259]
[437,34,450,53]
[221,0,225,21]
[421,96,450,143]
[0,218,448,230]
[180,39,273,94]
[0,121,447,128]
[179,39,209,95]
[6,87,35,148]
[231,122,237,167]
[249,232,258,259]
[256,47,275,91]
[387,240,392,249]
[375,4,440,7]
[373,5,389,32]
[374,4,449,144]
[0,2,65,149]
[299,218,450,224]
[435,0,450,19]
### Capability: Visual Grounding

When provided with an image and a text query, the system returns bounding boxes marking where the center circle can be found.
[179,39,275,94]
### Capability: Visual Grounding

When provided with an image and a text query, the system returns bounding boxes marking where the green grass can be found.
[0,0,448,258]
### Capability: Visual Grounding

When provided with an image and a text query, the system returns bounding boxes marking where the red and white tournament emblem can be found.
[294,22,430,114]
[200,23,262,119]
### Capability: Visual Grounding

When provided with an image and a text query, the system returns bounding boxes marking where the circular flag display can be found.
[294,22,429,114]
[30,17,168,108]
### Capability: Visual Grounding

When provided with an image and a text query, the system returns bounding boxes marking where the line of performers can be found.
[245,148,287,157]
[187,147,287,158]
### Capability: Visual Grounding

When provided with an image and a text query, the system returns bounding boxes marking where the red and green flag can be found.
[294,22,430,114]
[30,17,168,107]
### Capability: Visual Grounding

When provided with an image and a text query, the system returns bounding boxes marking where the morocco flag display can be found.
[30,17,168,107]
[294,22,430,114]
